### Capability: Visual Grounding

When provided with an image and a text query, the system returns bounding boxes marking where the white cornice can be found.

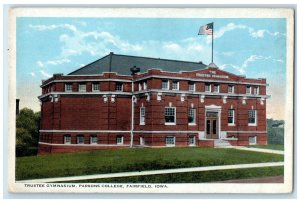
[134,75,267,86]
[38,90,270,100]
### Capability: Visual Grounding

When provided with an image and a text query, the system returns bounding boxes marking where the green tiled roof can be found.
[68,53,207,75]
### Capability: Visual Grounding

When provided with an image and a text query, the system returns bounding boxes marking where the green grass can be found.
[16,147,284,181]
[66,166,283,183]
[248,144,284,151]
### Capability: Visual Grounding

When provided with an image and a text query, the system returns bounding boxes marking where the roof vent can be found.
[130,66,140,75]
[199,61,203,64]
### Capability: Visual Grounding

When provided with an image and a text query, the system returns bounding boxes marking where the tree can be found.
[16,108,40,157]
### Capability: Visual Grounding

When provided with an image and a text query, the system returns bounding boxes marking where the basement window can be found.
[249,136,257,145]
[189,136,196,146]
[90,135,98,144]
[77,135,84,144]
[116,136,124,145]
[64,135,71,144]
[165,136,175,147]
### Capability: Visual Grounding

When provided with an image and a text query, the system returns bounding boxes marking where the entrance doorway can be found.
[206,112,219,139]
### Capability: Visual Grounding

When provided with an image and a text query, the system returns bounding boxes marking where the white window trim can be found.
[188,108,196,125]
[164,107,176,125]
[253,87,259,95]
[65,84,72,92]
[92,83,100,92]
[139,83,142,91]
[228,109,235,126]
[246,86,252,94]
[172,81,179,90]
[214,84,219,93]
[77,135,84,144]
[188,136,196,146]
[165,136,176,147]
[188,83,195,91]
[162,80,169,90]
[140,137,145,145]
[249,136,257,145]
[90,135,98,145]
[64,135,71,144]
[248,110,257,126]
[116,83,123,92]
[143,82,147,90]
[116,136,124,145]
[228,85,234,94]
[140,107,145,125]
[205,84,211,92]
[79,84,86,92]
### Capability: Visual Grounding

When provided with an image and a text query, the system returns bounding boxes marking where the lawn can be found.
[247,144,284,151]
[66,166,283,183]
[16,147,284,181]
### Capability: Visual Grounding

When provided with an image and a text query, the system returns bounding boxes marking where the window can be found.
[165,136,175,146]
[249,136,257,145]
[253,87,259,95]
[140,107,145,125]
[172,81,179,90]
[139,83,142,91]
[188,82,195,91]
[90,135,97,144]
[77,135,84,144]
[189,136,196,146]
[143,82,147,90]
[79,83,86,92]
[65,83,72,92]
[246,86,251,94]
[64,135,71,144]
[228,109,235,125]
[162,80,169,90]
[248,110,257,125]
[116,82,123,91]
[92,83,100,92]
[205,83,211,92]
[116,136,123,145]
[214,84,219,93]
[228,85,234,93]
[165,107,176,125]
[188,108,196,125]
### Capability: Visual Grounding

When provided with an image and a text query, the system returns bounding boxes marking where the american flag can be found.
[198,23,214,35]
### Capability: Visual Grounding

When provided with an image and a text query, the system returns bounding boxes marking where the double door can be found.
[206,112,219,139]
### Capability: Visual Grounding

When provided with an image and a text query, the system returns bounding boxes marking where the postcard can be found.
[8,7,294,193]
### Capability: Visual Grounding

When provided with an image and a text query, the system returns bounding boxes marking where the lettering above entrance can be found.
[196,70,229,79]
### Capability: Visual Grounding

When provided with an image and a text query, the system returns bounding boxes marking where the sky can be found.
[16,17,287,119]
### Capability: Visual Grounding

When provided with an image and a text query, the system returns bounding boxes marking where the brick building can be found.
[38,52,268,154]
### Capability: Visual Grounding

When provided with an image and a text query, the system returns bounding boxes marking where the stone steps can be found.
[214,139,232,148]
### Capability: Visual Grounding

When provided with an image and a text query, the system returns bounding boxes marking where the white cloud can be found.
[29,72,35,77]
[36,61,44,68]
[29,24,77,32]
[163,43,182,52]
[214,23,285,40]
[220,55,284,74]
[40,70,52,78]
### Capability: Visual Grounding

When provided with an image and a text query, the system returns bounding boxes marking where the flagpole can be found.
[211,22,214,63]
